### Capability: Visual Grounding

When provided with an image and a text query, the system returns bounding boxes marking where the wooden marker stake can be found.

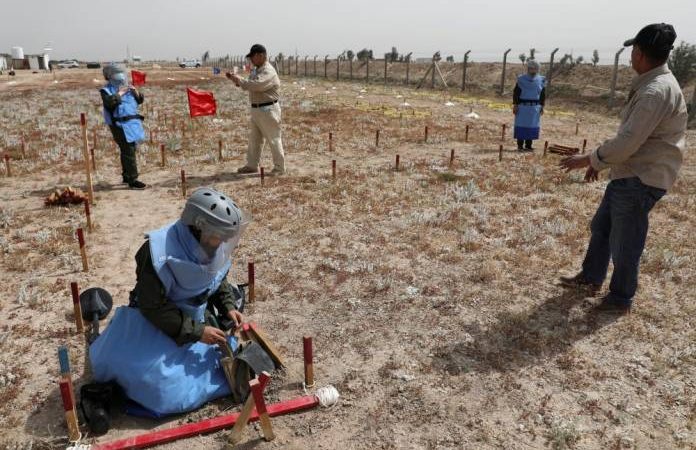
[83,199,93,232]
[70,282,84,333]
[218,140,223,162]
[248,260,255,302]
[228,372,271,444]
[575,122,580,135]
[501,124,507,141]
[57,346,77,407]
[375,129,380,147]
[582,139,587,153]
[59,380,80,442]
[498,144,503,162]
[180,169,187,198]
[424,126,429,143]
[90,148,97,171]
[303,336,315,387]
[76,228,88,272]
[331,159,336,179]
[465,124,470,142]
[149,129,154,145]
[160,144,166,167]
[543,140,549,157]
[3,154,10,177]
[449,148,455,166]
[250,378,275,441]
[80,113,95,205]
[329,132,333,151]
[395,154,400,171]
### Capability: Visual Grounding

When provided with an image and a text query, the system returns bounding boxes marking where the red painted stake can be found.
[303,336,314,387]
[499,144,503,162]
[59,380,80,442]
[582,139,587,153]
[160,144,166,167]
[450,148,455,166]
[180,169,187,198]
[544,140,549,157]
[248,260,255,302]
[249,379,275,441]
[375,129,380,147]
[260,167,265,185]
[70,282,84,333]
[76,228,88,272]
[424,126,429,143]
[465,124,470,142]
[83,199,93,232]
[149,129,154,144]
[501,123,507,141]
[329,132,333,151]
[3,154,10,177]
[331,159,336,179]
[218,140,223,162]
[395,154,400,171]
[90,148,97,171]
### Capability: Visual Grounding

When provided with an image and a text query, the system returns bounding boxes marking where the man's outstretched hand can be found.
[584,166,599,182]
[559,154,591,172]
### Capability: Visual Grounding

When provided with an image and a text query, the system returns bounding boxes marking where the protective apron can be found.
[89,220,236,416]
[513,74,546,140]
[101,83,145,144]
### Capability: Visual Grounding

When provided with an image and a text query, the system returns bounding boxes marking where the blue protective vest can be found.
[514,74,546,140]
[88,220,237,416]
[101,83,145,144]
[516,74,545,101]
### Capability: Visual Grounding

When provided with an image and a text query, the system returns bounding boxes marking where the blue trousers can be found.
[581,177,665,306]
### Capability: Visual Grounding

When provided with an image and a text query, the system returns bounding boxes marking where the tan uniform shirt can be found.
[590,64,688,190]
[238,62,280,105]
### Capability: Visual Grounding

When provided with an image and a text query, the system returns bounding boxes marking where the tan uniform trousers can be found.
[246,102,285,171]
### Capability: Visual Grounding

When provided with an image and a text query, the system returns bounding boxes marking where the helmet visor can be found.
[195,209,252,273]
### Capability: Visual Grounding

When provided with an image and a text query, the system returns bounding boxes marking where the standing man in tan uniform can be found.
[559,23,687,314]
[227,44,285,175]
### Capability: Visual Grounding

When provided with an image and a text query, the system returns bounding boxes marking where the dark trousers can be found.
[581,177,665,306]
[109,125,139,183]
[517,139,533,149]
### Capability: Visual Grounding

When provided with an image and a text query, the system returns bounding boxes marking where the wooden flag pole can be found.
[70,282,84,333]
[76,228,88,272]
[80,113,95,205]
[180,170,187,198]
[329,132,333,152]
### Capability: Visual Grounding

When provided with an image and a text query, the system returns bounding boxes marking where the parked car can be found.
[179,59,201,68]
[57,60,80,69]
[86,62,101,69]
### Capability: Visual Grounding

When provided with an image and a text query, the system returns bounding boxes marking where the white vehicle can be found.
[179,59,201,68]
[58,60,80,69]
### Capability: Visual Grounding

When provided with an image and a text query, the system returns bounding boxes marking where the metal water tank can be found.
[11,47,24,59]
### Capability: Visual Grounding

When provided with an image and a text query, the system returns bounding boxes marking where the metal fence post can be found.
[462,50,471,92]
[609,47,626,107]
[547,48,559,91]
[384,56,388,85]
[366,57,370,83]
[304,56,308,76]
[313,56,317,76]
[405,53,412,86]
[324,55,329,78]
[337,56,340,80]
[500,48,511,95]
[349,58,353,80]
[295,56,299,75]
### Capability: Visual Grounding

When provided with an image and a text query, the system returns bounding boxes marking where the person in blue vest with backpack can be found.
[513,59,546,151]
[100,64,147,189]
[86,188,251,429]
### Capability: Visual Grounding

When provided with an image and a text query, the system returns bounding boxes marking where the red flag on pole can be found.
[187,88,217,117]
[131,70,146,86]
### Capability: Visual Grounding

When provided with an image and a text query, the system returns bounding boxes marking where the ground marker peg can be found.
[3,154,11,177]
[329,132,333,152]
[303,336,315,387]
[70,282,84,333]
[248,260,255,302]
[160,144,166,167]
[575,122,580,135]
[449,149,455,166]
[80,113,95,205]
[90,148,97,171]
[83,199,93,232]
[499,144,503,162]
[582,139,587,153]
[59,380,81,442]
[260,167,265,185]
[395,154,400,171]
[332,160,336,179]
[76,228,88,272]
[180,169,187,198]
[250,377,275,441]
[501,124,507,141]
[543,140,548,157]
[218,140,223,162]
[424,126,429,143]
[375,129,380,147]
[465,124,470,142]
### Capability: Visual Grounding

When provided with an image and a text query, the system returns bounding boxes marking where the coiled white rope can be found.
[315,385,340,407]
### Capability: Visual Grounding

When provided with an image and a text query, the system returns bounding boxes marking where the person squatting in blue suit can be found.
[90,187,251,416]
[513,59,546,151]
[100,64,147,189]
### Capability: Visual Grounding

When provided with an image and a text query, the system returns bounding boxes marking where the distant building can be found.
[0,54,8,71]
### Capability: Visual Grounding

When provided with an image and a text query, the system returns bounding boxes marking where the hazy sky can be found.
[2,0,695,64]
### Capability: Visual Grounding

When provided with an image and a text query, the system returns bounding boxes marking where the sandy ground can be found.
[0,68,695,450]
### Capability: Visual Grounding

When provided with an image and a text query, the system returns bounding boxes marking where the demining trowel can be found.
[80,287,113,344]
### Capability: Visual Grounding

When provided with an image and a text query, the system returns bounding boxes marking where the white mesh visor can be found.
[195,209,251,274]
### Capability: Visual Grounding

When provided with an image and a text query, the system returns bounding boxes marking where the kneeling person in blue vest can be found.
[100,64,147,189]
[88,188,258,424]
[513,59,546,151]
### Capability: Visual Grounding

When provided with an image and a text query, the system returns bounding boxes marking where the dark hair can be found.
[638,43,671,64]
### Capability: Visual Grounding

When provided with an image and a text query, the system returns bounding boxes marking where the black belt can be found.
[251,100,278,108]
[518,100,541,105]
[113,114,145,122]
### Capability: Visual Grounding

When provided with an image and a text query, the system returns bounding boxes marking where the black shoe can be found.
[559,272,602,296]
[525,146,534,151]
[593,297,631,315]
[79,382,125,435]
[128,180,147,190]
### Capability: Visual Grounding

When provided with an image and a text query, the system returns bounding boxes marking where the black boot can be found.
[79,382,125,435]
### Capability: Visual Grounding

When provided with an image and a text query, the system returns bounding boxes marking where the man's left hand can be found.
[228,310,244,329]
[559,154,591,173]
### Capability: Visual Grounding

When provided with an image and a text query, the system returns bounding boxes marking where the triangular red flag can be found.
[131,70,146,86]
[187,88,217,117]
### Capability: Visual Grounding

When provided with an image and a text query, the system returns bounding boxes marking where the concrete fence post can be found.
[384,57,388,85]
[349,58,353,80]
[313,56,317,76]
[547,48,560,92]
[405,53,412,86]
[500,48,512,95]
[366,57,370,83]
[295,56,299,76]
[304,56,308,76]
[609,47,626,107]
[324,55,329,78]
[337,56,340,80]
[461,50,471,92]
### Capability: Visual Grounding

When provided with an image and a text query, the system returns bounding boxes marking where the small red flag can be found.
[187,88,217,117]
[131,70,146,86]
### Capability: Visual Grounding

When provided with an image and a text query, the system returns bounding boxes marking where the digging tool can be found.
[80,287,113,344]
